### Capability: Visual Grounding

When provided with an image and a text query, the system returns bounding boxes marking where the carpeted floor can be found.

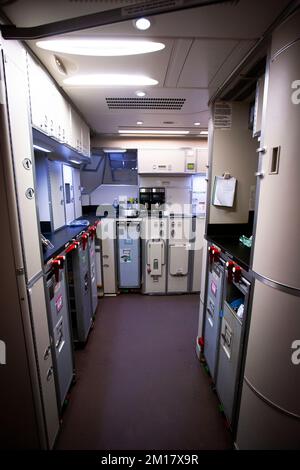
[55,293,232,450]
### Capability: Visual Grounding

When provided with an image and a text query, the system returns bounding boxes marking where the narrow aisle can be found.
[56,294,232,450]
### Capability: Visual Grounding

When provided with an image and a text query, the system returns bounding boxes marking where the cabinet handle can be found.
[103,255,109,258]
[46,366,54,381]
[255,171,264,178]
[256,146,267,154]
[43,346,51,360]
[103,264,109,268]
[60,199,64,205]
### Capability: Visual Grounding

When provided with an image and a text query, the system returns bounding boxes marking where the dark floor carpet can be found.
[55,294,232,450]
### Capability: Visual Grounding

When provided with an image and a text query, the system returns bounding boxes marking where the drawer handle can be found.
[103,264,109,268]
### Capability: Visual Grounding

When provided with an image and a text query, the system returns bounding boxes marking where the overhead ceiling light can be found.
[70,159,81,164]
[103,148,126,153]
[135,90,146,97]
[64,74,158,86]
[33,144,51,153]
[36,38,164,56]
[136,121,144,125]
[200,130,209,135]
[194,122,201,126]
[118,129,190,135]
[134,18,151,31]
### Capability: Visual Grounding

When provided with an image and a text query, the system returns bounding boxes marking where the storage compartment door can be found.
[169,244,188,276]
[48,160,65,230]
[63,165,75,224]
[28,277,59,448]
[73,167,82,219]
[147,240,164,276]
[252,33,300,288]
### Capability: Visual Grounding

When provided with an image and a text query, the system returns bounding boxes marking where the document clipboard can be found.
[212,175,237,207]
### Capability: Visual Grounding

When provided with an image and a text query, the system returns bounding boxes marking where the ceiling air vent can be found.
[122,0,239,18]
[106,98,186,110]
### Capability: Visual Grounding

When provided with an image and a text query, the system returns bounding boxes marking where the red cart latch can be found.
[51,257,65,283]
[88,225,97,240]
[226,260,241,283]
[208,245,221,264]
[81,233,89,250]
[65,241,80,254]
[232,265,242,283]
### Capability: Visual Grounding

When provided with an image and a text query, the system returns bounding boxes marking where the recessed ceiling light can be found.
[134,18,151,31]
[36,38,164,56]
[103,148,126,153]
[118,129,190,135]
[64,74,158,86]
[136,121,144,125]
[200,130,209,135]
[194,122,201,126]
[135,90,146,97]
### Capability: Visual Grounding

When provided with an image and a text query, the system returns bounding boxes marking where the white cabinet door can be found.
[196,147,209,173]
[62,164,75,224]
[138,148,186,174]
[48,160,65,230]
[100,219,117,294]
[70,109,82,152]
[73,167,82,219]
[27,55,49,134]
[82,122,90,157]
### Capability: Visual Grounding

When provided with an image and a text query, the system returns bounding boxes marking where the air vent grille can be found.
[106,98,186,110]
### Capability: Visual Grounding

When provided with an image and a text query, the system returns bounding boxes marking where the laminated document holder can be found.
[212,175,237,207]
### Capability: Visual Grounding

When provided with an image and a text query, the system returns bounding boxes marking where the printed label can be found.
[211,280,217,297]
[120,249,132,263]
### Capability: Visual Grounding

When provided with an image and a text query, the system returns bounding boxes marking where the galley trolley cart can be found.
[66,231,92,343]
[203,245,225,381]
[117,219,141,288]
[215,261,251,429]
[45,253,74,410]
[88,222,99,316]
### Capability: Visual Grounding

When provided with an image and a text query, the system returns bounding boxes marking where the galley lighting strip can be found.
[33,144,52,153]
[118,130,190,135]
[36,39,165,57]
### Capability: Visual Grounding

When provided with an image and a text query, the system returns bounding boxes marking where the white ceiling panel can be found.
[209,39,256,91]
[29,36,174,89]
[65,87,210,133]
[164,39,194,87]
[177,39,238,88]
[1,0,291,135]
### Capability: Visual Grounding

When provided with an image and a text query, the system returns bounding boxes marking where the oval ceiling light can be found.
[134,18,151,31]
[36,38,164,56]
[64,74,158,86]
[194,122,201,126]
[135,90,146,97]
[136,121,144,125]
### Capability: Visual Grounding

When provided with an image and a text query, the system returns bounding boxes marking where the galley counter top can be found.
[42,215,99,264]
[205,235,251,271]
